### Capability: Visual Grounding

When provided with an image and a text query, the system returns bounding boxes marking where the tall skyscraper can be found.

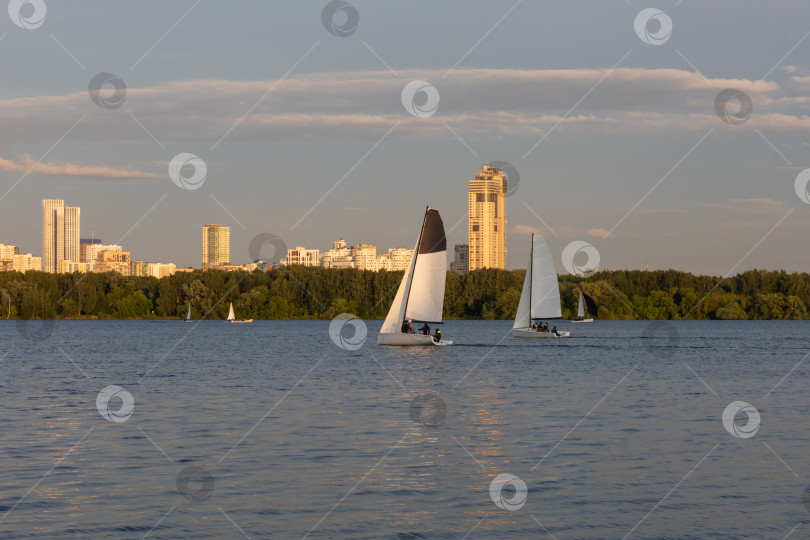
[468,164,507,270]
[201,224,230,270]
[42,199,80,273]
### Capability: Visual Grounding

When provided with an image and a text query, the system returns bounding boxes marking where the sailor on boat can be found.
[420,322,431,336]
[433,329,441,342]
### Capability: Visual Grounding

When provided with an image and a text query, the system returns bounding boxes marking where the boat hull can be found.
[377,333,453,346]
[227,319,253,323]
[513,327,570,339]
[572,318,593,323]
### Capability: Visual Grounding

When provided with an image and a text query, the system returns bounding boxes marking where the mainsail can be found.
[577,292,585,318]
[227,303,235,321]
[380,208,448,333]
[513,234,562,329]
[529,234,562,320]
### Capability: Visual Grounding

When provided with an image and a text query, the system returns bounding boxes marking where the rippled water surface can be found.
[1,319,809,539]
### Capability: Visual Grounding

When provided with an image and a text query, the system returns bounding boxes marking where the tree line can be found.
[0,267,808,320]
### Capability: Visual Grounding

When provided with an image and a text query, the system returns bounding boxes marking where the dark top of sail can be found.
[418,208,447,254]
[583,292,598,317]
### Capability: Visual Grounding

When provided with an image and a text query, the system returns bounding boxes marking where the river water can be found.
[1,319,808,539]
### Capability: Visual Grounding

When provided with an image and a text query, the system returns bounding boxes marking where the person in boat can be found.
[420,322,431,336]
[543,323,549,332]
[433,329,441,342]
[402,319,414,334]
[552,325,558,336]
[534,321,541,331]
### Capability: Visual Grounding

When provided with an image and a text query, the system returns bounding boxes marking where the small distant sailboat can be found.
[226,302,253,324]
[573,291,597,323]
[184,302,193,322]
[513,234,570,339]
[378,207,453,346]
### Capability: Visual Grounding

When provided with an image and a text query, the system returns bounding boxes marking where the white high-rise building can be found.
[202,224,230,270]
[42,199,80,273]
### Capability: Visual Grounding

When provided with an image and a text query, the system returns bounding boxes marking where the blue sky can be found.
[1,0,809,274]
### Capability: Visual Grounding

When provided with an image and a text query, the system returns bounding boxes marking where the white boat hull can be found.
[572,318,593,323]
[377,333,453,346]
[513,327,570,339]
[227,319,253,323]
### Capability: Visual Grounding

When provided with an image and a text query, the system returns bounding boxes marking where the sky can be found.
[0,0,809,275]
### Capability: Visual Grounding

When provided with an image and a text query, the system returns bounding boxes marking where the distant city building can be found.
[451,244,469,272]
[131,260,149,277]
[302,239,413,271]
[282,247,321,267]
[0,244,19,259]
[80,238,104,262]
[84,243,123,264]
[12,253,41,273]
[321,238,354,268]
[58,260,93,274]
[468,164,506,270]
[202,224,230,270]
[388,248,412,271]
[351,244,377,270]
[147,262,176,279]
[95,250,131,275]
[42,199,80,273]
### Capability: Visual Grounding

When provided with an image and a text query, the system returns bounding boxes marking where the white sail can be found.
[379,238,419,334]
[186,303,192,321]
[227,302,235,321]
[513,252,532,329]
[577,292,585,318]
[529,234,562,319]
[379,208,448,333]
[405,250,446,322]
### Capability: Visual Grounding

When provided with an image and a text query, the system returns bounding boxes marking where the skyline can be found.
[0,2,809,274]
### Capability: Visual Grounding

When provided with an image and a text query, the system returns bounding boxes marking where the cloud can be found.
[513,224,541,235]
[587,227,612,238]
[703,198,788,214]
[0,67,804,145]
[0,153,160,179]
[636,208,689,215]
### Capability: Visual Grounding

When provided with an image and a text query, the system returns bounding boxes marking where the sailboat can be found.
[226,302,253,323]
[513,234,570,339]
[572,291,597,323]
[378,207,453,346]
[184,302,193,322]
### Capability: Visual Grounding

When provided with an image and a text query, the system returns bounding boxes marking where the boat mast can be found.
[400,206,428,325]
[529,233,534,321]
